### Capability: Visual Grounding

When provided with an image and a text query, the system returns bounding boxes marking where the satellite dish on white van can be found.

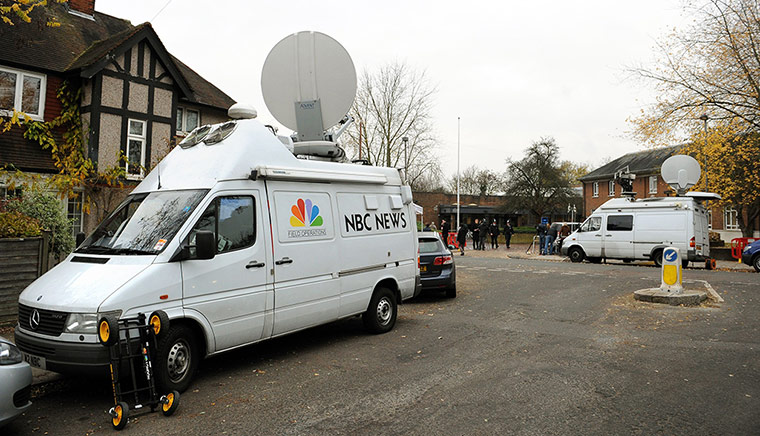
[661,155,701,195]
[261,31,357,142]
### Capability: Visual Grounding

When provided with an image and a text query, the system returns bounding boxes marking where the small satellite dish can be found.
[261,31,357,141]
[661,155,701,195]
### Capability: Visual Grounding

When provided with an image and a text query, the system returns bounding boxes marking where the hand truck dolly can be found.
[98,310,180,430]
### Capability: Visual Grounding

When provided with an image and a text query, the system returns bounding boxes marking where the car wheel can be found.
[568,247,585,263]
[155,324,198,393]
[363,287,397,334]
[445,284,456,299]
[753,254,760,272]
[652,249,663,267]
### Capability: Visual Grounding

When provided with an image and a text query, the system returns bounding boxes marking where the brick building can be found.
[0,0,234,233]
[580,146,759,241]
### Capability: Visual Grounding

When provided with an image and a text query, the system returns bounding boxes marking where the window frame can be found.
[606,214,633,232]
[592,182,599,198]
[126,118,147,179]
[0,66,46,121]
[608,180,615,197]
[176,107,200,135]
[724,206,739,230]
[649,176,658,194]
[188,195,257,257]
[67,192,84,236]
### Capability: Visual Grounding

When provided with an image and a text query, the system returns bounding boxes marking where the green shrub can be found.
[514,226,536,233]
[3,190,74,257]
[0,211,42,238]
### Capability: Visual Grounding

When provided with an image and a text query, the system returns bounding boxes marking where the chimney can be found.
[69,0,95,16]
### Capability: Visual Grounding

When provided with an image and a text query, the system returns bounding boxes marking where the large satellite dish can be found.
[261,31,357,142]
[661,155,701,195]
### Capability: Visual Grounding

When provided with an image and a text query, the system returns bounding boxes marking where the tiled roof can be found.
[579,145,682,181]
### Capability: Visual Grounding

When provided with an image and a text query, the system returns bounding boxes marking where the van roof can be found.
[597,196,700,211]
[134,119,403,193]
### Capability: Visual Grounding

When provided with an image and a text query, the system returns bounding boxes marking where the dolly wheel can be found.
[161,390,180,416]
[98,316,119,346]
[111,401,129,430]
[149,310,170,337]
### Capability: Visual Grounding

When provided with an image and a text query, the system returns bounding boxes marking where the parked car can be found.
[741,239,760,272]
[0,336,32,428]
[418,232,456,298]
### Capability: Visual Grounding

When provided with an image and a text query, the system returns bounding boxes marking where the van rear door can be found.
[266,184,339,335]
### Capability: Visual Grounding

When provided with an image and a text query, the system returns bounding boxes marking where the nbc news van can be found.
[15,118,420,392]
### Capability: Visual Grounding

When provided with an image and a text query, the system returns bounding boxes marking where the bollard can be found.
[660,246,683,294]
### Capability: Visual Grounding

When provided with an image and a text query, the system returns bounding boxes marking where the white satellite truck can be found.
[15,32,420,392]
[561,155,719,267]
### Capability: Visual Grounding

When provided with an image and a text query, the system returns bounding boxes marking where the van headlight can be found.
[0,342,23,365]
[65,311,122,334]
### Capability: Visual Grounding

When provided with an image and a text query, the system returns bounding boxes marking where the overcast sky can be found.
[98,0,688,175]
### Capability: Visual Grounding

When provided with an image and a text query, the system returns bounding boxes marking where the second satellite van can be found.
[14,31,420,392]
[561,155,719,267]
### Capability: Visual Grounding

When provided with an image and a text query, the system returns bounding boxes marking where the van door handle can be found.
[275,257,293,265]
[594,234,602,237]
[246,261,265,269]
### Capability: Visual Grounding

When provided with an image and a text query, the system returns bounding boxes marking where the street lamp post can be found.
[699,114,709,192]
[457,117,461,229]
[402,136,409,183]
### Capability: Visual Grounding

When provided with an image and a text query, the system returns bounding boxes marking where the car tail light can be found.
[690,237,695,248]
[434,255,453,265]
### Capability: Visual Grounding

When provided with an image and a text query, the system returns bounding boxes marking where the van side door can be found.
[181,188,272,352]
[604,214,634,259]
[266,183,339,335]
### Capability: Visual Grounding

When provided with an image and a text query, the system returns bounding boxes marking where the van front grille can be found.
[18,304,68,336]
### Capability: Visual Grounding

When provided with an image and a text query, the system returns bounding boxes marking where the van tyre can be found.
[363,287,397,334]
[653,250,663,267]
[155,325,198,393]
[568,247,585,263]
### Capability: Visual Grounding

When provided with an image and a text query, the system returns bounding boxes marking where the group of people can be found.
[535,221,572,255]
[424,218,514,256]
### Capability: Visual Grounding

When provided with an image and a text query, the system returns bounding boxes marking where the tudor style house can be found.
[580,146,759,241]
[0,0,234,233]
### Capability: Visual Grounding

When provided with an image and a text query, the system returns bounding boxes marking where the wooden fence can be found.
[0,234,49,326]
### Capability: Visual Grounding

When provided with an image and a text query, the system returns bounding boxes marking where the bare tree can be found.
[447,165,504,196]
[343,62,441,190]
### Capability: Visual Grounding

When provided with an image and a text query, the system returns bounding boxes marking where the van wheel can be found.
[363,287,397,334]
[653,250,663,267]
[155,325,198,393]
[568,247,585,263]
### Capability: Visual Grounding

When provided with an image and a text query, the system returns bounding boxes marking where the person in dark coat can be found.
[478,219,488,250]
[489,219,500,249]
[472,219,480,250]
[536,221,548,255]
[441,219,451,248]
[546,222,558,255]
[456,223,468,256]
[504,220,515,249]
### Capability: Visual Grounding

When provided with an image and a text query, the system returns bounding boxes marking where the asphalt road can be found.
[5,257,759,435]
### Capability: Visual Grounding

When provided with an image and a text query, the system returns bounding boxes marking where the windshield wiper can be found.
[110,248,156,255]
[75,246,155,255]
[75,246,113,254]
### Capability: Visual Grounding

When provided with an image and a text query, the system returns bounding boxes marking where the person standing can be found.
[546,222,558,255]
[472,219,480,250]
[489,219,500,249]
[536,221,547,255]
[504,220,514,249]
[478,219,488,250]
[456,223,468,256]
[441,219,450,247]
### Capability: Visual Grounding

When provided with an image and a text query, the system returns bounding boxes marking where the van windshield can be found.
[76,190,208,255]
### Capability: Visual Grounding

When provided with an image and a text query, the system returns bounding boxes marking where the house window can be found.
[0,185,22,199]
[176,107,199,134]
[0,66,46,120]
[126,119,147,178]
[724,207,739,230]
[68,194,83,236]
[608,181,615,197]
[592,182,599,198]
[649,176,658,194]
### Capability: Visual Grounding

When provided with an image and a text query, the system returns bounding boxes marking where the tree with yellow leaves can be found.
[630,0,760,236]
[0,0,66,27]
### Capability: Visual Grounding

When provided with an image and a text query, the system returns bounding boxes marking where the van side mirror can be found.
[195,230,216,260]
[75,232,86,246]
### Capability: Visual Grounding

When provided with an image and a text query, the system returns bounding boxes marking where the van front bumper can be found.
[13,326,110,375]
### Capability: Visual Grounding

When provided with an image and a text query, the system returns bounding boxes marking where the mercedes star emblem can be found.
[30,309,40,331]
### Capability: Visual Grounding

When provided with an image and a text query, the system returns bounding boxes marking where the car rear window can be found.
[418,238,442,253]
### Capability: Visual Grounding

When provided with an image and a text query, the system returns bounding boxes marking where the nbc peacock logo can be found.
[290,198,323,227]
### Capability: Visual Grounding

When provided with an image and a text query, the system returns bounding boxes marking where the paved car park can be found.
[3,256,759,435]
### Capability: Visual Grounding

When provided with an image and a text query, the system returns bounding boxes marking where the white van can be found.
[14,119,420,392]
[561,195,715,266]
